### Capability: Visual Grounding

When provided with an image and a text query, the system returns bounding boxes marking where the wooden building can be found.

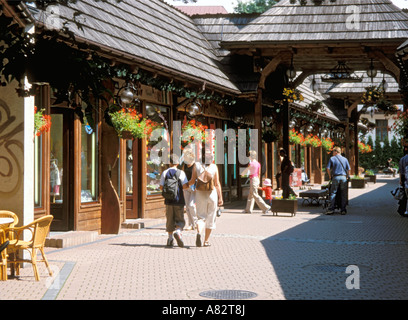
[2,0,408,235]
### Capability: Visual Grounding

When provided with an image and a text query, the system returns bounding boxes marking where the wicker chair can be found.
[6,215,53,281]
[0,231,9,281]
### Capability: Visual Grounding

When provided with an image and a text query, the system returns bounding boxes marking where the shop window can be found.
[80,103,99,203]
[34,135,42,208]
[50,114,63,204]
[146,104,170,195]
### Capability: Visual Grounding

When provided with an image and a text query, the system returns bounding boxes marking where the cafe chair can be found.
[5,215,54,281]
[0,231,9,281]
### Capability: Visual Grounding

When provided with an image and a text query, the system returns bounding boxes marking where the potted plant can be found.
[350,175,365,188]
[364,169,376,183]
[271,195,298,217]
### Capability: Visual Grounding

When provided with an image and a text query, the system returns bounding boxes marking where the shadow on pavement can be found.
[258,178,408,299]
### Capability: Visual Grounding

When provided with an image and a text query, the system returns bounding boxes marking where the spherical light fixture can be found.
[146,104,156,117]
[120,86,135,105]
[187,101,201,117]
[367,59,377,79]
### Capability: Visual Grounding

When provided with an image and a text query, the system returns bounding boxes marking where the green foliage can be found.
[359,135,403,172]
[234,0,278,13]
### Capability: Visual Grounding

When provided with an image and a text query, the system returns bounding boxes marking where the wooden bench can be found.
[299,189,329,205]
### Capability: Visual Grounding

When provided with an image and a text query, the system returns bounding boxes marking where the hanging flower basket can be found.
[357,141,373,154]
[109,107,160,140]
[302,134,321,148]
[181,119,208,149]
[282,87,304,103]
[306,100,324,113]
[375,99,398,115]
[321,137,334,153]
[34,106,51,137]
[262,129,281,143]
[289,128,304,145]
[361,85,383,107]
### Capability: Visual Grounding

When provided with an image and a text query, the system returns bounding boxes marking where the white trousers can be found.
[183,188,197,227]
[245,177,270,213]
[195,189,217,232]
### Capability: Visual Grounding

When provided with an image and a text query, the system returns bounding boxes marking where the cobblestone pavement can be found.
[1,176,408,302]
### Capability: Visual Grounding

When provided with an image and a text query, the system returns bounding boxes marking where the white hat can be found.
[263,178,271,186]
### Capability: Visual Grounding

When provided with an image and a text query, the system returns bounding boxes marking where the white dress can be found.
[195,162,218,231]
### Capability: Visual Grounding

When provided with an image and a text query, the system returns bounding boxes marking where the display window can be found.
[80,102,99,203]
[145,104,170,195]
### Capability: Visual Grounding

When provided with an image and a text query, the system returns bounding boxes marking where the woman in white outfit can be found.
[181,149,197,230]
[189,149,223,247]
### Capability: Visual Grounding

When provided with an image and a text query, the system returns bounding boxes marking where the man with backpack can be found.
[160,154,189,247]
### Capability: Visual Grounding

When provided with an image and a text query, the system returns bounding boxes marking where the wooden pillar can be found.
[353,116,359,176]
[101,81,120,234]
[255,87,263,166]
[282,100,290,156]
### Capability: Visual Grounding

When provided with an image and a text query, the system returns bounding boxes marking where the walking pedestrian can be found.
[189,149,223,247]
[279,148,297,199]
[398,148,408,215]
[258,178,273,206]
[326,146,350,215]
[241,150,271,213]
[160,154,189,247]
[180,148,197,230]
[385,158,396,177]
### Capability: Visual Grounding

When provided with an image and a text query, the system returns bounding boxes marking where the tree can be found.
[234,0,278,13]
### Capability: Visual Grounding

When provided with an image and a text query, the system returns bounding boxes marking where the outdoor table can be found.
[299,189,328,205]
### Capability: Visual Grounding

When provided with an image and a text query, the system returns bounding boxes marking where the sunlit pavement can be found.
[1,176,407,301]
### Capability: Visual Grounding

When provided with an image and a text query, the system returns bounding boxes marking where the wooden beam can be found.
[369,50,401,83]
[293,71,313,88]
[259,51,292,89]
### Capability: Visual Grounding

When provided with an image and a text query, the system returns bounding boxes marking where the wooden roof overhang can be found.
[222,41,404,91]
[220,0,408,90]
[27,0,242,102]
[1,0,33,26]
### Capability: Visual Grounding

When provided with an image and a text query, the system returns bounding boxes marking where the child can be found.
[160,154,189,248]
[259,178,273,207]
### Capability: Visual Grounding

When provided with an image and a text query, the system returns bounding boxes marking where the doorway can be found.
[50,108,74,231]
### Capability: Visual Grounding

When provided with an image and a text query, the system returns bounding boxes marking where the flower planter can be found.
[350,178,365,188]
[364,174,376,183]
[271,198,298,217]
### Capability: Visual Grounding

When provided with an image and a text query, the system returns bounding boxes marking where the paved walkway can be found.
[1,176,408,302]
